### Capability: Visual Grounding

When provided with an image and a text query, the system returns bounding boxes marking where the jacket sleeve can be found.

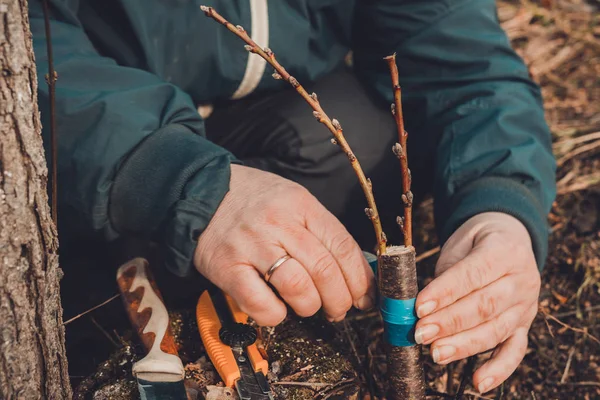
[352,0,557,268]
[29,0,237,276]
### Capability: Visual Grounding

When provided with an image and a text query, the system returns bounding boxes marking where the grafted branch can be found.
[201,5,387,255]
[384,54,413,247]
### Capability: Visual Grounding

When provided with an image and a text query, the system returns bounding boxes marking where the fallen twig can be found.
[89,316,119,348]
[271,381,338,389]
[454,357,477,400]
[463,390,495,400]
[553,304,600,318]
[560,345,577,384]
[63,294,120,325]
[556,139,600,167]
[556,172,600,195]
[553,131,600,151]
[541,309,600,345]
[416,246,441,263]
[551,381,600,388]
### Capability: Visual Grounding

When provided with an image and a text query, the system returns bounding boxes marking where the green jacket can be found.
[29,0,556,276]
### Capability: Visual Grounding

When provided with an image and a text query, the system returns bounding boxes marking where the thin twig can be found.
[385,54,413,247]
[425,389,455,399]
[63,294,120,325]
[556,139,600,167]
[201,6,387,255]
[271,381,332,388]
[41,0,58,226]
[343,320,361,368]
[554,304,600,318]
[556,172,600,195]
[313,379,357,399]
[463,391,495,400]
[560,346,577,384]
[553,131,600,151]
[551,381,600,388]
[541,309,600,345]
[90,316,119,348]
[455,357,477,400]
[416,246,441,263]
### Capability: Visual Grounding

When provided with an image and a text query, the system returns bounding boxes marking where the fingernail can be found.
[356,295,374,310]
[478,377,495,394]
[432,345,456,364]
[416,301,437,318]
[414,324,440,344]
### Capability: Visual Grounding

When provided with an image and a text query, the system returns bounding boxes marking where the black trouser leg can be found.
[206,69,434,250]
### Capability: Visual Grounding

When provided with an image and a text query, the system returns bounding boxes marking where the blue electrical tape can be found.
[380,297,417,347]
[362,251,418,346]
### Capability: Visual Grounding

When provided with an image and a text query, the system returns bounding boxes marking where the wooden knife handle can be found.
[116,258,184,378]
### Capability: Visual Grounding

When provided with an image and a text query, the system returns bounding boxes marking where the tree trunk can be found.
[0,0,72,398]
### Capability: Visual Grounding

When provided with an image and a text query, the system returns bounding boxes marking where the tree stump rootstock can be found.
[0,0,72,398]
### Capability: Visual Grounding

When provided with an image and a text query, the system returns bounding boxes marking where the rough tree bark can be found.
[0,0,72,398]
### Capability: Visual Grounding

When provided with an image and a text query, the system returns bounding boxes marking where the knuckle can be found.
[477,291,498,320]
[447,311,465,333]
[311,252,338,282]
[279,271,312,297]
[465,265,485,292]
[493,316,512,344]
[330,233,356,260]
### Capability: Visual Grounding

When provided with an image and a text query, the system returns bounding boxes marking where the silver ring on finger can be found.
[264,254,292,283]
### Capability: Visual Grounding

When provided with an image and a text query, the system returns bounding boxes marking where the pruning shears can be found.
[196,289,274,400]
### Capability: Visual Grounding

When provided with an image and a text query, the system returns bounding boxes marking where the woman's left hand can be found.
[413,212,541,394]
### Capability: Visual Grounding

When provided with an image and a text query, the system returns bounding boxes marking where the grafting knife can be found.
[117,258,188,400]
[197,289,274,400]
